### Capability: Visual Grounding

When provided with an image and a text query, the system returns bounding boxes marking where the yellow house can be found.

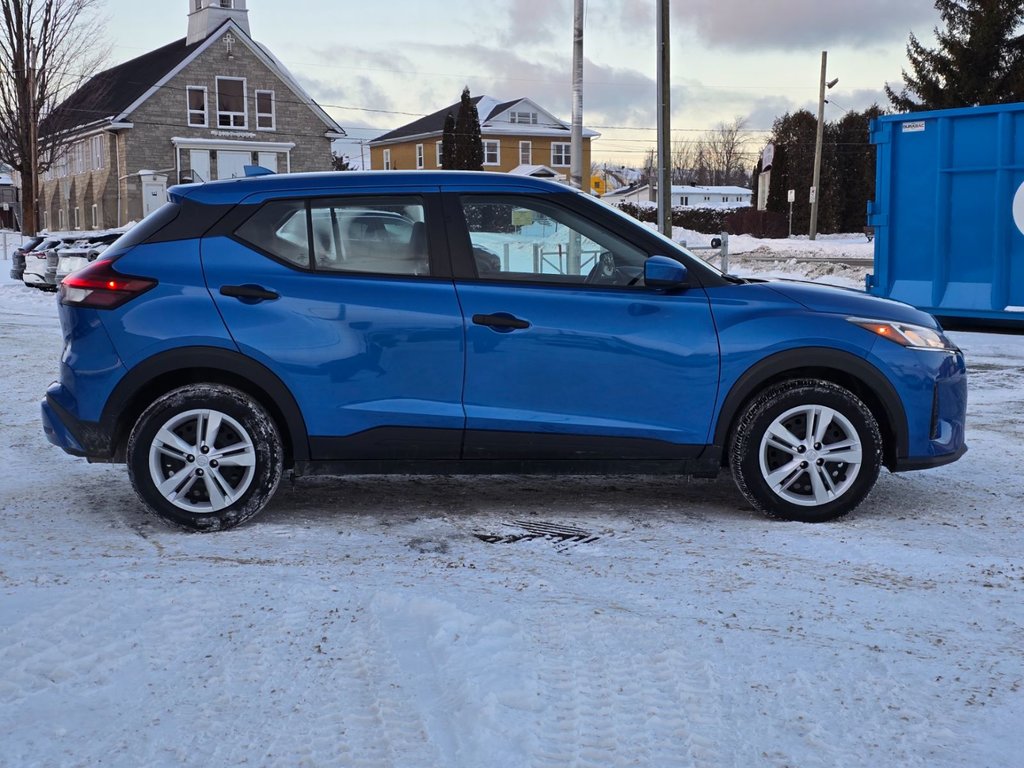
[368,96,598,181]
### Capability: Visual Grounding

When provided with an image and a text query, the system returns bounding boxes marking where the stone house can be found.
[368,96,598,182]
[38,0,344,230]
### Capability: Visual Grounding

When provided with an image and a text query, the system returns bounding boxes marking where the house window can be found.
[187,86,208,127]
[194,0,201,11]
[255,90,275,130]
[483,140,500,166]
[58,209,66,230]
[383,148,391,170]
[216,77,247,128]
[435,141,443,167]
[73,207,80,229]
[551,142,571,166]
[509,111,538,125]
[219,0,234,7]
[91,204,99,229]
[415,143,424,169]
[91,136,104,169]
[519,141,532,165]
[43,210,48,229]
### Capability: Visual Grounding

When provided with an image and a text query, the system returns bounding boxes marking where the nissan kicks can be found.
[42,171,967,531]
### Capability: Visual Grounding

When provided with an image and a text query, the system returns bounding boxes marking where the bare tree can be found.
[670,137,695,184]
[701,117,753,186]
[0,0,106,234]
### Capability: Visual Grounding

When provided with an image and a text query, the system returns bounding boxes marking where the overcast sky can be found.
[103,0,940,167]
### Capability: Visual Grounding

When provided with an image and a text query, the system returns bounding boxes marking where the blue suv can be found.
[42,172,967,531]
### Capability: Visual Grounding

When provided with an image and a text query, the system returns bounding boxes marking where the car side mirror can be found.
[644,255,689,291]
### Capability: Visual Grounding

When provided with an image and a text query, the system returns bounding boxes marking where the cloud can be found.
[409,42,660,128]
[499,0,571,46]
[675,0,937,50]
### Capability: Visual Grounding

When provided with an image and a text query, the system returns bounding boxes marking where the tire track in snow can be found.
[528,622,723,768]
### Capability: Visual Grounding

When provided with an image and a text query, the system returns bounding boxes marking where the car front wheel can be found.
[127,384,283,531]
[730,379,882,522]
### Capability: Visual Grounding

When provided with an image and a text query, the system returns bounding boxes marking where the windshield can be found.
[584,192,727,280]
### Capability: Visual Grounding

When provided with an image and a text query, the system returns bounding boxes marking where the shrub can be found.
[615,202,745,233]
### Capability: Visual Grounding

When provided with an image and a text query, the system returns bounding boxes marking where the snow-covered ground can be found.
[1,238,1022,767]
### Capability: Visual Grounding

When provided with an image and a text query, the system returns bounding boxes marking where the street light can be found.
[809,51,837,240]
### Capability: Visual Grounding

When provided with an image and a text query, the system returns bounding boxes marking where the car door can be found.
[202,192,466,460]
[446,191,721,460]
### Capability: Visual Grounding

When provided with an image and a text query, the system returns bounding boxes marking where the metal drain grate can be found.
[475,519,601,545]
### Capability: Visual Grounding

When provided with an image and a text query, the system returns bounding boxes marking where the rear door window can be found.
[235,196,432,276]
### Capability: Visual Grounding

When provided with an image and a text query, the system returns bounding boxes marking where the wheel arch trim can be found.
[102,346,310,463]
[712,347,909,464]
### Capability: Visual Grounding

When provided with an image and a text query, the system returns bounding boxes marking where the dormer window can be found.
[216,76,247,129]
[509,111,538,125]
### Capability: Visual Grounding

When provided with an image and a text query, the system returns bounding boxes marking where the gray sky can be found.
[103,0,940,166]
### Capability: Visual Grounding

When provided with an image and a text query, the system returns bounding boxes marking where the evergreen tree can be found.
[453,86,484,171]
[886,0,1024,111]
[833,107,883,232]
[440,112,457,169]
[765,111,819,232]
[331,153,354,171]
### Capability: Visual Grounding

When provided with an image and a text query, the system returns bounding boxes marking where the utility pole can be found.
[28,64,39,236]
[570,0,584,191]
[810,50,837,241]
[656,0,671,237]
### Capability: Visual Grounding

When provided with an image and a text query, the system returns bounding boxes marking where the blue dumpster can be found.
[867,102,1024,324]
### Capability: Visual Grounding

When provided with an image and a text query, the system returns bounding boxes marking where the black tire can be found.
[729,379,882,523]
[127,384,283,531]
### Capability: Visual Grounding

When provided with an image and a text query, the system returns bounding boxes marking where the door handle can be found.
[472,313,531,331]
[220,284,280,302]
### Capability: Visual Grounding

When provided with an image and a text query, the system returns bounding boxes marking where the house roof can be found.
[370,95,598,145]
[43,20,344,138]
[44,36,201,133]
[508,164,565,179]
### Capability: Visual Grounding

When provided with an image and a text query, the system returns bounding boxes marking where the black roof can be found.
[43,35,202,135]
[373,96,529,143]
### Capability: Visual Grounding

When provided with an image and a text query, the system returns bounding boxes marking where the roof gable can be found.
[45,20,343,137]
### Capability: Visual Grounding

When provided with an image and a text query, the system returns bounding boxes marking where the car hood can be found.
[761,279,941,328]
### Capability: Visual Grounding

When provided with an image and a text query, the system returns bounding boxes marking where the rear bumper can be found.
[41,386,116,460]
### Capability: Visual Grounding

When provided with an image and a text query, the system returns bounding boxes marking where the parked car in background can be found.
[9,236,45,281]
[42,171,968,532]
[22,237,73,290]
[53,234,122,285]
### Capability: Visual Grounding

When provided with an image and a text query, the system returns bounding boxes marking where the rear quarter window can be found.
[100,203,181,260]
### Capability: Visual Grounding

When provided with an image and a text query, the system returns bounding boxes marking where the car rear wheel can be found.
[127,384,283,531]
[730,379,882,522]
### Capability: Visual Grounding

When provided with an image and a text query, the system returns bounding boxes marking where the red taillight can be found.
[60,259,157,309]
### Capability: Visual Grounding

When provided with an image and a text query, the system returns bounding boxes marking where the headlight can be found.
[848,318,958,351]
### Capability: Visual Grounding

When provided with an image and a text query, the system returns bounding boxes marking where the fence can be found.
[679,232,730,273]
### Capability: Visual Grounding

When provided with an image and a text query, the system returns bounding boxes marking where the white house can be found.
[671,185,752,208]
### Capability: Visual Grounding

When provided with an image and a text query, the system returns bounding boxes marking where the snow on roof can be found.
[508,164,565,179]
[371,95,598,144]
